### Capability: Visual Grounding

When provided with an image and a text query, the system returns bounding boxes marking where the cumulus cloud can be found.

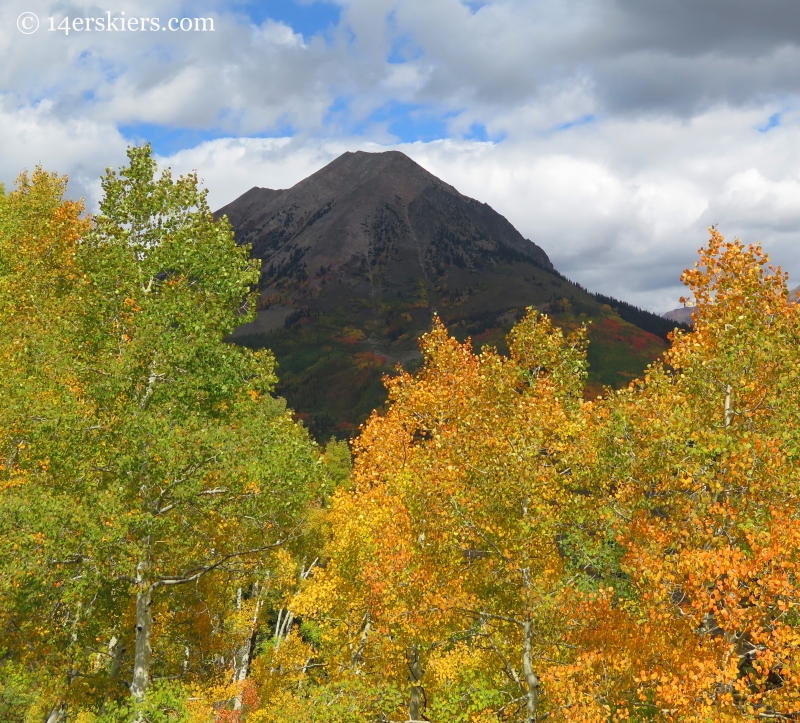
[0,96,129,206]
[3,0,800,312]
[7,0,798,138]
[157,105,800,313]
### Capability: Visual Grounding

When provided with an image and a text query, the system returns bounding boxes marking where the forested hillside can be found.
[218,150,687,439]
[2,149,798,723]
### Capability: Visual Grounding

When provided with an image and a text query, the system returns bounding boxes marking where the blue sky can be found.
[108,1,501,155]
[232,0,342,39]
[3,0,800,311]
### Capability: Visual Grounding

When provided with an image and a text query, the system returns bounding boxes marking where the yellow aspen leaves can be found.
[5,155,800,723]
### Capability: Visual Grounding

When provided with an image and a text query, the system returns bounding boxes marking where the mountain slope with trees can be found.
[252,233,800,722]
[217,151,686,438]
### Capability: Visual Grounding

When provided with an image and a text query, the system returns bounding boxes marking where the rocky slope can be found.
[217,151,682,438]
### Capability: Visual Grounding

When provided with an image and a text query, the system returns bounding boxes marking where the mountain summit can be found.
[217,151,675,438]
[217,150,553,301]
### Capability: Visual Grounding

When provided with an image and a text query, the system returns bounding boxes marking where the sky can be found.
[3,1,800,312]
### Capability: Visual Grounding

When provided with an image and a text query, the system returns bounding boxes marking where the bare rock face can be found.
[663,306,695,326]
[217,150,553,317]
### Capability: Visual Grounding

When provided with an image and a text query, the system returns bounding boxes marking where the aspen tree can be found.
[0,150,323,719]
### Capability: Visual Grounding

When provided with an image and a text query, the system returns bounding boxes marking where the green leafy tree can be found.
[0,148,324,720]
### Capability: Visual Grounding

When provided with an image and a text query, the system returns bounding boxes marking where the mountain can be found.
[217,151,683,439]
[663,306,695,325]
[219,151,554,293]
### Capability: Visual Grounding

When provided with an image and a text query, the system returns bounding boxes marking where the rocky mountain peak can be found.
[217,151,671,438]
[216,150,553,302]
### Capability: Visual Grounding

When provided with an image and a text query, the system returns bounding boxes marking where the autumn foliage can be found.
[0,155,326,723]
[265,231,800,722]
[2,153,799,723]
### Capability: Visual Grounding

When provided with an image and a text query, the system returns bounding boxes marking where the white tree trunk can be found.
[724,384,732,428]
[45,702,66,723]
[351,612,371,669]
[523,620,540,723]
[131,540,153,701]
[233,584,262,711]
[108,636,127,685]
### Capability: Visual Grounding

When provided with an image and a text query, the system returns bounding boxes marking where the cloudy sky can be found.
[3,0,800,312]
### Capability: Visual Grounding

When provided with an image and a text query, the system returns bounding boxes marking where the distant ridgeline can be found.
[541,264,690,340]
[218,151,689,439]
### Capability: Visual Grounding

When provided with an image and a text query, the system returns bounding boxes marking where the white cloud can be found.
[380,63,431,94]
[0,96,128,207]
[5,0,800,314]
[154,104,800,314]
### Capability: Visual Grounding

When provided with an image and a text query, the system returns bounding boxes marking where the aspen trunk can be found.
[233,584,262,711]
[45,702,66,723]
[274,608,294,652]
[351,612,371,668]
[131,540,153,701]
[108,636,127,686]
[408,644,423,722]
[523,620,540,723]
[99,636,128,715]
[724,384,732,428]
[232,629,258,710]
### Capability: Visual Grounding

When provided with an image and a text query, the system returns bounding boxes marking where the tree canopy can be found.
[2,151,799,723]
[254,232,800,723]
[0,149,325,722]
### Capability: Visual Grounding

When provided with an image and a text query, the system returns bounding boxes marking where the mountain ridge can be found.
[217,150,554,301]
